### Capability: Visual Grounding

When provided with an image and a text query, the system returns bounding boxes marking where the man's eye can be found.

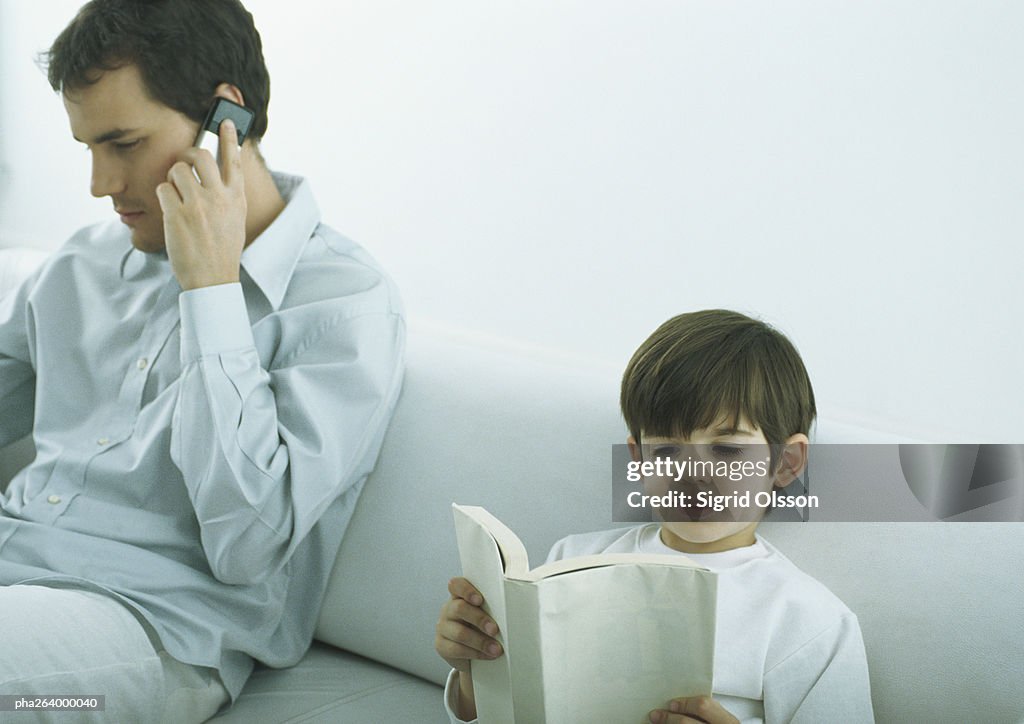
[114,140,141,151]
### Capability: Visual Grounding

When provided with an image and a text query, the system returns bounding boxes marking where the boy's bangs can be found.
[621,310,815,450]
[637,353,765,441]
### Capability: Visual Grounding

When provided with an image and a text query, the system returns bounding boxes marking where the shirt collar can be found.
[118,172,320,310]
[240,172,320,311]
[639,524,771,570]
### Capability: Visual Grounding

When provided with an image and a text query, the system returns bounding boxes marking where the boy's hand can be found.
[649,696,740,724]
[434,577,503,672]
[435,577,502,721]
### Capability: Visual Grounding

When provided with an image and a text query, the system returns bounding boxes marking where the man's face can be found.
[63,64,198,253]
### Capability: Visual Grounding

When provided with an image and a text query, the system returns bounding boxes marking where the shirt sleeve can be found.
[0,266,39,448]
[762,612,875,724]
[171,280,404,585]
[443,669,480,724]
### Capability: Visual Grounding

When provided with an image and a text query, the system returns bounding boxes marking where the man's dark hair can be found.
[43,0,271,140]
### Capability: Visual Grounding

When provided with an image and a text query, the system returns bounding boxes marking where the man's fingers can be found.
[173,147,221,188]
[165,159,204,203]
[154,181,181,212]
[218,118,242,188]
[191,148,220,187]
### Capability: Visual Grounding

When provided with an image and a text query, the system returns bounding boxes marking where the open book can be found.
[453,504,717,724]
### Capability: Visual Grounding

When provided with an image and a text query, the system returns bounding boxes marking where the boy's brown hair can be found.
[620,310,816,461]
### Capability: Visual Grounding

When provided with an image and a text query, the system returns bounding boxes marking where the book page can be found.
[526,562,717,722]
[453,504,531,576]
[452,504,519,723]
[519,551,707,582]
[453,505,717,722]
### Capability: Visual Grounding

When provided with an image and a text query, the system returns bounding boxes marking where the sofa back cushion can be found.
[315,325,627,684]
[315,322,1024,723]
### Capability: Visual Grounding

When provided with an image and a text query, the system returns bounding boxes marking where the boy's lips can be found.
[660,482,716,521]
[677,482,732,521]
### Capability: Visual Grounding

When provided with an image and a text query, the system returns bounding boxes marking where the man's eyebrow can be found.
[73,128,140,145]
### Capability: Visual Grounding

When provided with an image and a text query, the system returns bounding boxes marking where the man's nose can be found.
[90,156,125,198]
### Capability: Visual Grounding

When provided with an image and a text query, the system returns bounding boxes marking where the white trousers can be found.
[0,585,229,723]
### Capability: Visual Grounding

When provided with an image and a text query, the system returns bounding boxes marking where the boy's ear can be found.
[627,435,641,462]
[774,433,809,489]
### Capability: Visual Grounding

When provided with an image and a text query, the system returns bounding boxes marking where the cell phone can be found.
[193,97,255,159]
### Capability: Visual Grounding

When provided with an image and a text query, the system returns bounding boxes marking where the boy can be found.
[435,310,874,723]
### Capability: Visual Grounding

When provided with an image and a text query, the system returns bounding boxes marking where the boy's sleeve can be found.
[442,670,479,724]
[762,611,875,723]
[543,535,573,564]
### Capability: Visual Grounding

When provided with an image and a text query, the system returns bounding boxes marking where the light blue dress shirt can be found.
[0,173,405,699]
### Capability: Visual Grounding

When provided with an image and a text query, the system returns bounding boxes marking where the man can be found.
[0,1,404,720]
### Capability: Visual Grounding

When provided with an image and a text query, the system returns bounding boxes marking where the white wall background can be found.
[1,1,1021,442]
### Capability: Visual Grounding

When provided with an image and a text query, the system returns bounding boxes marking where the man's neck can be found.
[240,147,287,247]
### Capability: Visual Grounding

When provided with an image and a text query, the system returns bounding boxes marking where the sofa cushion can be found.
[209,643,446,723]
[315,322,628,686]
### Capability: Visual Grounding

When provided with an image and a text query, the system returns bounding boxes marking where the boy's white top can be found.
[445,524,874,724]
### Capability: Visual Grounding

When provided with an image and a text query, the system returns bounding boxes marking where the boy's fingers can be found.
[649,714,703,724]
[649,712,699,724]
[449,598,499,636]
[448,576,484,606]
[435,620,503,659]
[650,696,739,724]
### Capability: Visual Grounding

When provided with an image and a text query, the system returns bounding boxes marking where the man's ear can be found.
[212,82,246,107]
[627,435,641,463]
[773,433,809,489]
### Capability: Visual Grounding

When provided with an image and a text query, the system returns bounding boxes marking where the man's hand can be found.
[649,696,741,724]
[156,119,246,291]
[434,577,503,673]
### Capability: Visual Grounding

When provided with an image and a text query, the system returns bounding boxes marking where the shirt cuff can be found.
[179,283,256,363]
[443,669,478,724]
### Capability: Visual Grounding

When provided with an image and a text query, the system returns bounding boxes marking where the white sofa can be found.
[1,247,1022,723]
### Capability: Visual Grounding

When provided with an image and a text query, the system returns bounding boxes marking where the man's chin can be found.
[129,230,167,254]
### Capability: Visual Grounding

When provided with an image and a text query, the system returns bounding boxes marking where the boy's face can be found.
[629,417,807,554]
[62,63,199,254]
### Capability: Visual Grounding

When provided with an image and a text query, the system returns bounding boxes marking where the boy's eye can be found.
[712,445,743,457]
[651,445,680,459]
[113,140,141,152]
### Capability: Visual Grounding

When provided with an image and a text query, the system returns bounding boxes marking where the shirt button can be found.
[47,495,61,504]
[137,357,149,370]
[97,437,110,446]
